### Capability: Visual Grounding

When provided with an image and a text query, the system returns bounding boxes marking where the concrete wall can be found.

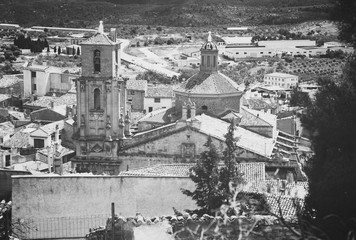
[12,175,195,238]
[49,73,76,93]
[23,70,47,97]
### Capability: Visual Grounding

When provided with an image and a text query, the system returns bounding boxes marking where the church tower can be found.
[200,31,218,73]
[73,21,130,174]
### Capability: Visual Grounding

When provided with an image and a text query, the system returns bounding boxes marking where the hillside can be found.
[0,0,332,28]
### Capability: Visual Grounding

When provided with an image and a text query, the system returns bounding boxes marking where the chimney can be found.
[110,28,117,42]
[182,103,187,120]
[98,21,104,34]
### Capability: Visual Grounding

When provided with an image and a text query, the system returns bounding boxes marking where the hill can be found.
[0,0,331,28]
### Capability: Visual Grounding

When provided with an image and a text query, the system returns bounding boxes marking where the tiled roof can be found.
[80,33,116,45]
[25,94,76,108]
[244,98,278,110]
[8,110,27,120]
[0,94,11,102]
[11,160,49,172]
[196,114,275,158]
[146,86,174,98]
[0,121,14,138]
[238,162,265,182]
[119,164,194,177]
[138,108,170,124]
[0,75,21,88]
[175,72,241,95]
[30,108,66,122]
[38,145,74,158]
[127,80,147,91]
[2,130,33,148]
[40,120,65,135]
[266,194,304,218]
[240,107,276,127]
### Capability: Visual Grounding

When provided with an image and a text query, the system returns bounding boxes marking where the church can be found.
[71,23,300,179]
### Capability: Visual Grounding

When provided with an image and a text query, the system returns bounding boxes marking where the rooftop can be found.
[2,130,34,148]
[196,114,275,158]
[240,106,277,128]
[0,75,22,88]
[175,72,242,95]
[146,85,174,98]
[0,121,15,138]
[0,94,11,102]
[264,72,298,78]
[126,80,147,91]
[25,94,76,108]
[81,33,117,46]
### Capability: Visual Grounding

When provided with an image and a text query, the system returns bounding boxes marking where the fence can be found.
[14,215,108,239]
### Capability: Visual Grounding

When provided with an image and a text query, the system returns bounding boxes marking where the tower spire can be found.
[98,21,104,34]
[208,31,212,42]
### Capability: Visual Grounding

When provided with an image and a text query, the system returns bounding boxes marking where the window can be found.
[130,90,135,95]
[154,98,161,103]
[34,139,45,148]
[94,88,101,110]
[213,56,216,67]
[148,107,153,112]
[33,84,37,91]
[202,105,208,111]
[94,50,101,73]
[201,56,204,66]
[31,71,36,78]
[5,155,10,167]
[244,52,247,54]
[260,52,264,54]
[207,56,210,67]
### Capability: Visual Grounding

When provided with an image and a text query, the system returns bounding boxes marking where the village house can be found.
[263,72,299,89]
[126,80,147,111]
[0,75,23,96]
[144,85,174,113]
[23,65,79,98]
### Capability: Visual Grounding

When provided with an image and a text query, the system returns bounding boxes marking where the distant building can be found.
[263,72,298,89]
[126,80,147,111]
[144,85,174,113]
[23,65,78,97]
[0,23,20,30]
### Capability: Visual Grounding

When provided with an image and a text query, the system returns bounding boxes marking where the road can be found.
[119,39,180,78]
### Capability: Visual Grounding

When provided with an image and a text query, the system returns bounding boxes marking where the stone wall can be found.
[0,169,30,200]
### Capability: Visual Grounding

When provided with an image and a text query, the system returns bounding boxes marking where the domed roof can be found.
[201,31,217,50]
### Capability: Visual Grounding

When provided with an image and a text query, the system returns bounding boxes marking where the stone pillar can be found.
[182,103,187,120]
[119,114,125,139]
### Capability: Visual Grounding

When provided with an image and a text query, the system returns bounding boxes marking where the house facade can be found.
[263,72,298,89]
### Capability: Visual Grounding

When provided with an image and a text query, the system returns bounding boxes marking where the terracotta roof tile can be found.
[2,131,33,148]
[127,80,147,91]
[0,121,14,138]
[25,94,76,108]
[175,72,241,95]
[0,94,11,102]
[81,33,116,45]
[119,164,194,177]
[146,86,173,98]
[0,75,21,88]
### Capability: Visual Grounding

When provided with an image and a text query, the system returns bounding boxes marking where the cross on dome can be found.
[208,31,212,42]
[98,21,104,34]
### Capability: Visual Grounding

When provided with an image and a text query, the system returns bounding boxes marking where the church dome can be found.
[201,31,217,50]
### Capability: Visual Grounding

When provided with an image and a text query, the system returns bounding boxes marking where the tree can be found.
[54,46,57,53]
[289,87,312,107]
[330,0,356,47]
[182,136,222,215]
[219,119,245,205]
[302,55,356,239]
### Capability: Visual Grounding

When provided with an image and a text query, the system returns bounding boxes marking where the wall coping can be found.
[11,175,190,179]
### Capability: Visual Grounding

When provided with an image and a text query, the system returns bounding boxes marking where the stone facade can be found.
[72,26,131,174]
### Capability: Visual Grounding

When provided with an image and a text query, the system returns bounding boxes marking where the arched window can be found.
[207,56,210,67]
[202,105,208,111]
[201,56,205,66]
[213,56,216,67]
[94,88,101,110]
[94,50,101,73]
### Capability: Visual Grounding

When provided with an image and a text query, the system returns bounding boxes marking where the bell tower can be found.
[73,21,130,174]
[200,31,218,73]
